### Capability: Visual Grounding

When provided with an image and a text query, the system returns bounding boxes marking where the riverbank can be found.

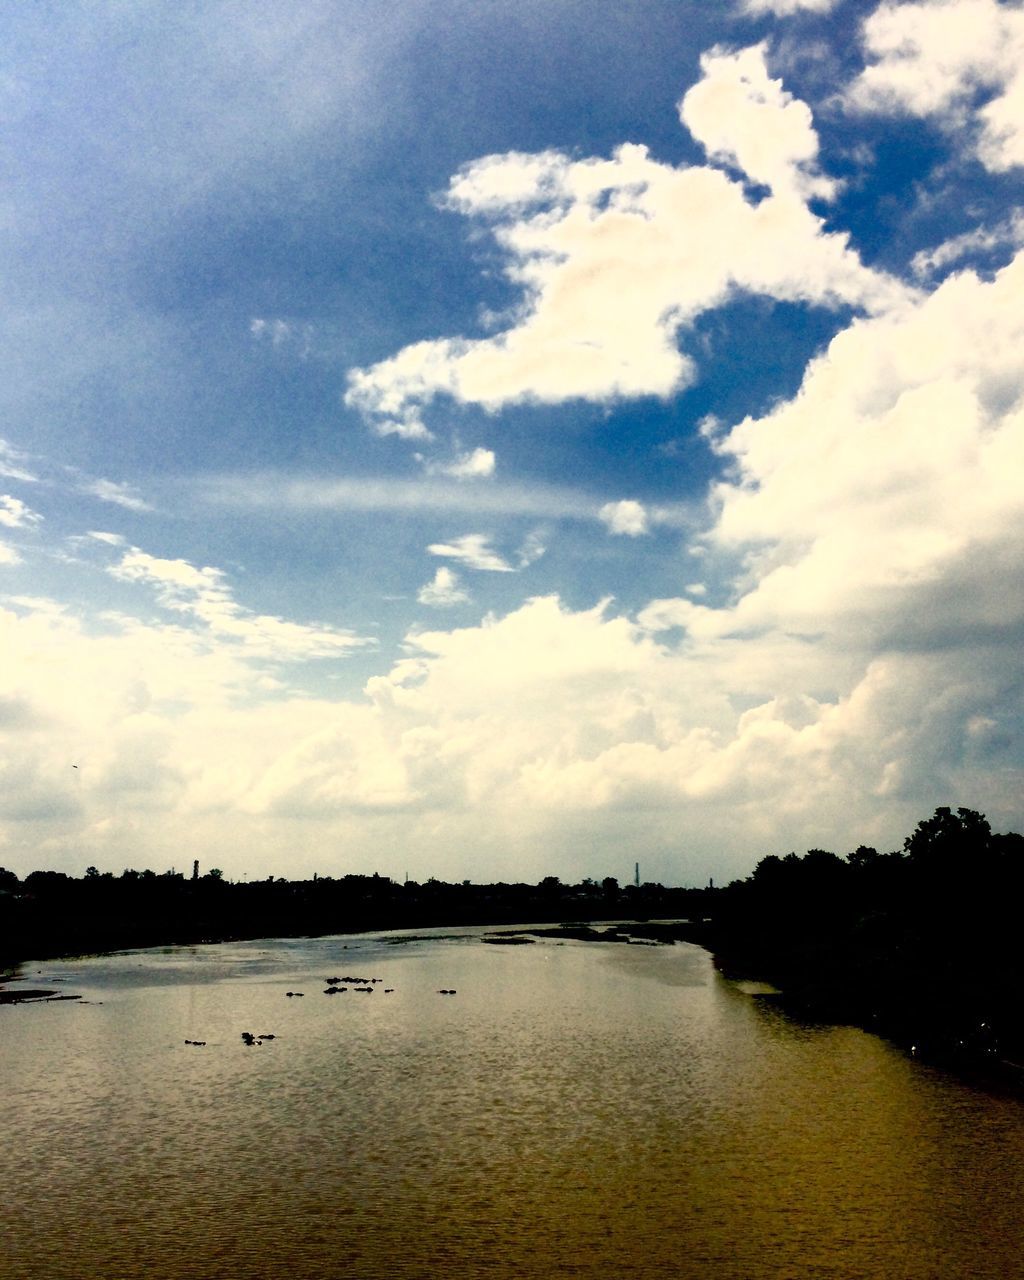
[0,871,707,967]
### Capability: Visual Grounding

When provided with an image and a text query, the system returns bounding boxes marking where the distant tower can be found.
[634,861,640,888]
[192,859,199,881]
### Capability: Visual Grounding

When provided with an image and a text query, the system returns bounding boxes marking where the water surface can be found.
[4,926,1023,1278]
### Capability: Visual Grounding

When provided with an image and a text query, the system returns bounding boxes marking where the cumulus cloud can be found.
[699,251,1024,651]
[0,542,21,566]
[680,42,837,200]
[328,249,1023,873]
[429,447,496,479]
[426,534,515,572]
[599,500,650,537]
[109,547,371,660]
[417,567,469,607]
[344,47,907,439]
[3,28,1022,884]
[83,479,154,512]
[0,495,42,528]
[847,0,1024,172]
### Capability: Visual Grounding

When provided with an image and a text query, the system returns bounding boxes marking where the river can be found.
[3,925,1024,1278]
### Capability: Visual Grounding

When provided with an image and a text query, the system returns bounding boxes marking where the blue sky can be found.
[2,0,1023,884]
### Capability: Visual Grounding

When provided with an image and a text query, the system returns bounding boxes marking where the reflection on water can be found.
[4,927,1024,1279]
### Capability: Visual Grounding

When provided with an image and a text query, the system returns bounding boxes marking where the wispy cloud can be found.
[417,567,470,606]
[0,496,42,529]
[0,440,39,484]
[250,316,314,358]
[911,212,1024,278]
[108,547,372,659]
[516,528,547,567]
[82,479,154,513]
[740,0,838,15]
[426,534,514,572]
[201,471,667,527]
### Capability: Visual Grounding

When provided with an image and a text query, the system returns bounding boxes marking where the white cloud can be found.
[599,499,650,537]
[417,567,470,607]
[426,534,514,573]
[742,0,838,12]
[0,495,41,528]
[109,547,371,660]
[516,528,548,567]
[699,251,1024,652]
[847,0,1024,171]
[430,447,496,479]
[83,479,154,512]
[680,43,837,200]
[204,471,619,524]
[0,542,20,566]
[344,49,908,439]
[86,530,128,547]
[275,243,1024,878]
[910,212,1024,278]
[250,316,313,357]
[0,440,38,484]
[3,27,1023,883]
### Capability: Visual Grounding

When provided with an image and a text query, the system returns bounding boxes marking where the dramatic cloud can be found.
[344,46,907,439]
[848,0,1024,171]
[701,251,1024,649]
[426,534,515,572]
[57,233,1022,876]
[417,567,470,607]
[2,9,1021,886]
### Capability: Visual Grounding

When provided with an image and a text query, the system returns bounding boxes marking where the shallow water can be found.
[4,926,1024,1279]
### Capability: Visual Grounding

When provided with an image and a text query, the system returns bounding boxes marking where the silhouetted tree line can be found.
[701,807,1024,1070]
[0,862,702,966]
[5,805,1022,1071]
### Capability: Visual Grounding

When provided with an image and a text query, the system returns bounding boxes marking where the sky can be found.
[2,0,1023,885]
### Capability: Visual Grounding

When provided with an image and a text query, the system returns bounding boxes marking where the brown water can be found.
[4,926,1024,1279]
